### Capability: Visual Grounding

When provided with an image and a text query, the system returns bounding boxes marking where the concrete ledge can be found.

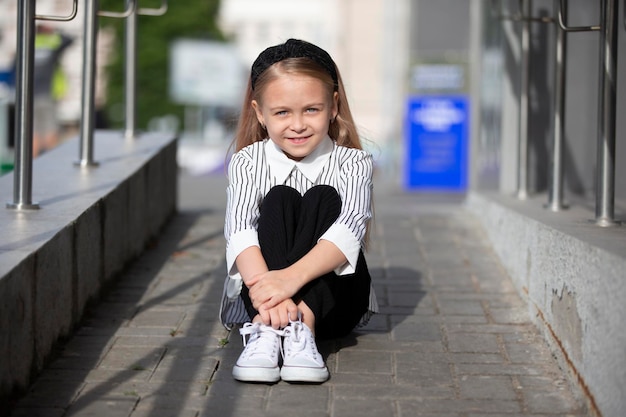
[466,191,626,417]
[0,131,177,406]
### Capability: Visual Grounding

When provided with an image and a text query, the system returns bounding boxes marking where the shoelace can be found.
[283,320,318,359]
[239,323,284,357]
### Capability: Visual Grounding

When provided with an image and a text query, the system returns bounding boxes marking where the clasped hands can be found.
[246,269,303,329]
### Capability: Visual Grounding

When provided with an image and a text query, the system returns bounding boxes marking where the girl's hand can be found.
[258,299,299,329]
[247,269,303,311]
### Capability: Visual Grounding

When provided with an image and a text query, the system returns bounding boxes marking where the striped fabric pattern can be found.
[220,139,379,329]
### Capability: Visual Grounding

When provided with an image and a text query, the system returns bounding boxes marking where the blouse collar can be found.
[265,136,334,184]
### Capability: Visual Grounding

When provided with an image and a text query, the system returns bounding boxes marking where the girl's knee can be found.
[303,185,338,198]
[266,185,300,198]
[262,185,302,211]
[302,185,341,207]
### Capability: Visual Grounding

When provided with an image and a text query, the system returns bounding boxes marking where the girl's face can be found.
[252,73,338,161]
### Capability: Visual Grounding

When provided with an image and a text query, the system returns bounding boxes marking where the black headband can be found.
[250,39,338,91]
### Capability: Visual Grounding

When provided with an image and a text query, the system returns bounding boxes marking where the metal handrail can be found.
[77,0,139,169]
[35,0,78,22]
[557,0,618,226]
[557,0,600,31]
[76,0,100,168]
[547,0,598,212]
[8,0,79,210]
[548,0,618,225]
[492,0,617,224]
[594,0,619,226]
[8,0,39,210]
[123,0,169,139]
[99,0,137,18]
[99,0,167,18]
[139,0,168,16]
[491,0,549,200]
[546,0,568,211]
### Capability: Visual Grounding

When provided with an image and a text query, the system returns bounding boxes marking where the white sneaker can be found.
[280,319,329,383]
[232,322,283,383]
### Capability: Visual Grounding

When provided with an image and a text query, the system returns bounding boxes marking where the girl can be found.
[219,39,377,384]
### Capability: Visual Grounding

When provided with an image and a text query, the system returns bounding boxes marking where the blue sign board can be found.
[404,95,469,191]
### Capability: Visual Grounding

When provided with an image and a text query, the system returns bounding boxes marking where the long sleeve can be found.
[224,147,265,279]
[319,147,373,274]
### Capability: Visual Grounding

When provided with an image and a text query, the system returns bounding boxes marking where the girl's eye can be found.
[275,110,287,116]
[306,108,319,113]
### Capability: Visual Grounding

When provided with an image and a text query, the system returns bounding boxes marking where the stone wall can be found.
[0,132,177,409]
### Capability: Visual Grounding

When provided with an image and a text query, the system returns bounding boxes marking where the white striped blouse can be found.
[219,137,379,329]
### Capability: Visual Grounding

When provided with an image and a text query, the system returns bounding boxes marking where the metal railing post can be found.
[517,0,531,200]
[77,0,100,168]
[74,0,138,163]
[123,0,167,140]
[554,0,618,225]
[546,0,567,211]
[7,0,78,210]
[124,0,138,139]
[7,0,38,210]
[491,0,552,200]
[594,0,619,226]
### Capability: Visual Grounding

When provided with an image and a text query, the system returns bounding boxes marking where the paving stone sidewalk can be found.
[8,174,587,417]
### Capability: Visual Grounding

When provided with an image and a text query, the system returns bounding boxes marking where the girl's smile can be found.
[252,74,338,161]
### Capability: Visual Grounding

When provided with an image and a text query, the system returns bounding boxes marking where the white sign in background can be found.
[169,39,245,107]
[411,99,466,132]
[411,64,465,92]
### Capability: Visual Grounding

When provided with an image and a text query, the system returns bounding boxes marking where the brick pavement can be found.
[7,173,588,417]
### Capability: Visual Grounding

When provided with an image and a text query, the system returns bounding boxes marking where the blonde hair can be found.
[231,57,362,153]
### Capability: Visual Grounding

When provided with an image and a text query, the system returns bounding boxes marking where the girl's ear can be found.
[332,92,339,120]
[251,100,264,126]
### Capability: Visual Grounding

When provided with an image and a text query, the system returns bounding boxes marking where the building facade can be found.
[218,0,411,175]
[469,2,626,416]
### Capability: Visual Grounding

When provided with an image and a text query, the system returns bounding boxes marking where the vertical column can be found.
[594,0,619,226]
[7,0,39,210]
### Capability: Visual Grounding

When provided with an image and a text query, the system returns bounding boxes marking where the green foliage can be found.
[98,0,225,129]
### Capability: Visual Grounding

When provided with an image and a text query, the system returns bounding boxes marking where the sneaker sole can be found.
[233,365,280,383]
[280,366,329,383]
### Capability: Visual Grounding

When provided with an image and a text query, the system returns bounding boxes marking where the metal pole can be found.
[124,0,138,139]
[594,0,619,226]
[7,0,39,210]
[77,0,100,167]
[547,0,567,211]
[517,0,531,200]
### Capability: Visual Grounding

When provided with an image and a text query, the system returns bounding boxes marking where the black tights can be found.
[240,185,371,340]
